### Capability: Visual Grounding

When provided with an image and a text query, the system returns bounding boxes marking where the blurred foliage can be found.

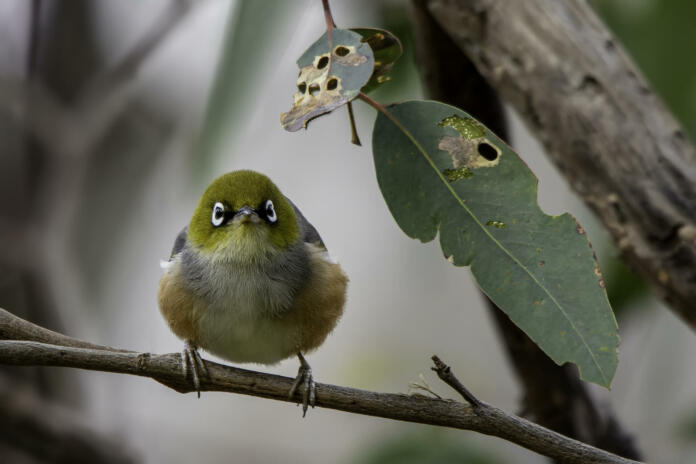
[676,406,696,443]
[592,0,696,142]
[370,2,422,103]
[352,27,403,94]
[72,106,173,299]
[599,246,649,318]
[355,428,501,464]
[196,0,292,180]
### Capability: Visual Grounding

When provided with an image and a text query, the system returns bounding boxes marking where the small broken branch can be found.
[0,308,640,464]
[431,355,482,408]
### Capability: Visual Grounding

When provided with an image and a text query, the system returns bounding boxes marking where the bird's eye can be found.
[265,200,277,223]
[211,202,225,227]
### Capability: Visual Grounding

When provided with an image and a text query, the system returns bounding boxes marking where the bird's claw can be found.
[288,353,315,417]
[182,341,208,398]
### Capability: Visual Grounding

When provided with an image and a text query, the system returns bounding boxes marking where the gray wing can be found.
[169,226,188,259]
[286,197,325,250]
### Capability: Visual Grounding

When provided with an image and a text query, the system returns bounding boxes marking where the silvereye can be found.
[158,170,348,415]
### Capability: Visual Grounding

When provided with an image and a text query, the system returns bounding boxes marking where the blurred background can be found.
[0,0,695,462]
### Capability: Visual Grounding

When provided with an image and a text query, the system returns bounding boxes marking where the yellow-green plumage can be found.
[188,171,300,253]
[158,170,348,370]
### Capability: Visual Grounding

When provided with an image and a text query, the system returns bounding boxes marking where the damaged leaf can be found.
[438,115,501,170]
[351,28,403,93]
[372,100,619,387]
[281,28,374,131]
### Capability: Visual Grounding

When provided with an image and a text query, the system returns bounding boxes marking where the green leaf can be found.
[372,100,619,387]
[351,28,402,93]
[281,28,374,131]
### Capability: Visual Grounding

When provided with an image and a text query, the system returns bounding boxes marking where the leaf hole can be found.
[308,83,320,96]
[477,142,498,161]
[317,55,329,69]
[297,82,307,94]
[334,46,350,57]
[326,77,338,91]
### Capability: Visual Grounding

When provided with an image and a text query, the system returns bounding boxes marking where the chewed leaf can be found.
[351,28,402,93]
[438,115,502,171]
[372,100,619,387]
[281,29,374,131]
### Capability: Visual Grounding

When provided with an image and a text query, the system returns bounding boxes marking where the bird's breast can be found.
[159,242,347,365]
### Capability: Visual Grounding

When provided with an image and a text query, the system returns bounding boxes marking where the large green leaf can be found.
[281,28,374,131]
[372,100,619,387]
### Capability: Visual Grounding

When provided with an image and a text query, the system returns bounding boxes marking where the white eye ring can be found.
[265,199,277,223]
[211,202,225,227]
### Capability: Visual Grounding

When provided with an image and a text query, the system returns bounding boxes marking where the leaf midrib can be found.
[380,108,607,384]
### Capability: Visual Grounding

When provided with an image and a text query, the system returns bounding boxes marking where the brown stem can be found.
[347,101,361,146]
[321,0,336,44]
[431,355,482,408]
[358,92,396,124]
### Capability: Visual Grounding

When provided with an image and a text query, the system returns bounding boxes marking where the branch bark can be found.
[410,3,641,460]
[0,308,640,464]
[420,0,696,327]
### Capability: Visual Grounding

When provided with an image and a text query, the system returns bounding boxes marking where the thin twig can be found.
[347,101,361,146]
[358,91,400,127]
[0,309,640,464]
[321,0,336,36]
[431,355,482,408]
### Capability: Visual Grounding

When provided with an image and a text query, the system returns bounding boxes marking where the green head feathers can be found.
[188,171,299,256]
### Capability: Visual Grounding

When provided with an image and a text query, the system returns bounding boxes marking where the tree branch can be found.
[0,309,639,464]
[421,0,696,328]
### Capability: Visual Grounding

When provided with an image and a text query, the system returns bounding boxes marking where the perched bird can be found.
[158,170,348,415]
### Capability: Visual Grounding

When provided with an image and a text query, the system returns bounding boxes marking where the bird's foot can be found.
[181,340,208,398]
[288,352,316,417]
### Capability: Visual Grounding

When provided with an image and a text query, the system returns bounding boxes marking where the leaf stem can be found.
[358,92,396,124]
[321,0,336,44]
[347,102,361,146]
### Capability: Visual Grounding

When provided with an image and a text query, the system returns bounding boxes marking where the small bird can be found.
[158,170,348,415]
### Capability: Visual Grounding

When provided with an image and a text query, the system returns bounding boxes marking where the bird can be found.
[158,170,348,415]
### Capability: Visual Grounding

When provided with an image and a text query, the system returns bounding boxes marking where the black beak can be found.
[234,206,258,223]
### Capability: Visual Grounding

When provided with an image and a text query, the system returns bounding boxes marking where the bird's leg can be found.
[288,352,316,417]
[181,340,208,398]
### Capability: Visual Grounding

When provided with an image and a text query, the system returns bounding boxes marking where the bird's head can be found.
[188,171,299,262]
